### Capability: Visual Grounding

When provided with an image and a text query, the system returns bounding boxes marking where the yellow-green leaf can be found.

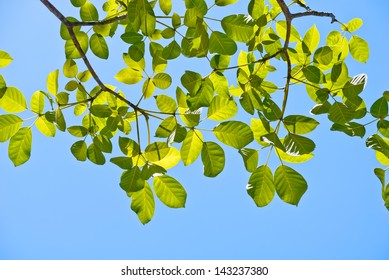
[0,50,13,68]
[36,116,56,137]
[153,175,187,208]
[0,114,23,142]
[0,87,27,113]
[181,129,203,166]
[8,127,32,166]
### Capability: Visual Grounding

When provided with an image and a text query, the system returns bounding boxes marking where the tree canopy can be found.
[0,0,387,224]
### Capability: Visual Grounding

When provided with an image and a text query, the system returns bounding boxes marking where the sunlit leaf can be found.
[349,35,369,63]
[0,114,23,142]
[0,87,27,113]
[90,33,109,59]
[209,31,237,55]
[131,181,155,224]
[239,148,258,172]
[71,140,87,161]
[153,175,187,208]
[201,141,225,177]
[181,129,203,166]
[0,50,13,68]
[274,165,307,206]
[247,165,275,207]
[213,121,253,149]
[8,127,32,166]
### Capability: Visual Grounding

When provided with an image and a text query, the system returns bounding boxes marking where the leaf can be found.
[209,31,237,55]
[0,87,27,113]
[349,35,369,63]
[162,40,181,60]
[366,134,389,159]
[216,0,238,6]
[70,0,86,7]
[283,133,316,155]
[155,116,177,138]
[120,166,144,192]
[370,97,388,118]
[330,122,366,138]
[248,0,265,19]
[152,73,172,89]
[67,126,88,137]
[213,121,254,149]
[374,168,386,187]
[70,140,87,161]
[121,32,143,44]
[260,132,285,151]
[141,163,167,180]
[87,143,106,165]
[0,114,23,142]
[93,134,112,153]
[80,1,99,21]
[36,116,56,137]
[274,165,308,206]
[221,14,255,43]
[131,181,155,224]
[159,0,172,15]
[314,46,333,65]
[247,165,275,207]
[153,175,187,208]
[151,146,181,170]
[8,127,32,166]
[328,102,354,124]
[180,129,203,166]
[65,31,89,59]
[90,33,109,59]
[30,91,45,115]
[275,148,314,164]
[155,94,177,113]
[201,141,225,177]
[0,50,13,68]
[181,71,202,94]
[90,104,112,118]
[144,142,170,162]
[343,18,363,33]
[239,148,259,172]
[302,25,320,55]
[47,69,59,95]
[110,156,133,170]
[207,96,238,121]
[276,20,300,42]
[115,68,143,84]
[302,65,321,84]
[283,115,319,134]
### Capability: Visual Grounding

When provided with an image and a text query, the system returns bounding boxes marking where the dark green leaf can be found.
[201,141,225,177]
[120,166,145,192]
[330,122,366,138]
[260,132,285,152]
[328,102,354,124]
[283,133,316,155]
[370,97,388,118]
[87,143,106,165]
[283,115,319,134]
[239,148,259,172]
[110,156,133,170]
[209,31,237,55]
[274,165,307,206]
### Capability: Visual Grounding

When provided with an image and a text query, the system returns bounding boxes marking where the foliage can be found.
[0,0,387,224]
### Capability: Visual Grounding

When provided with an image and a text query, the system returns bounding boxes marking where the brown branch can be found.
[291,11,338,23]
[71,14,127,26]
[40,0,141,113]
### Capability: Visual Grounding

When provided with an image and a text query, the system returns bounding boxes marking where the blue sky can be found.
[1,0,389,259]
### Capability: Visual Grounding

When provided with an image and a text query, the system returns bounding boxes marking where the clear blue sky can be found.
[0,0,388,259]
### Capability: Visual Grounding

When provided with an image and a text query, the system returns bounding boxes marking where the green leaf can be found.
[87,143,105,165]
[0,50,13,68]
[0,114,23,142]
[155,116,177,138]
[366,134,389,159]
[370,97,388,118]
[314,46,333,65]
[93,134,112,153]
[184,0,208,15]
[144,142,170,162]
[349,35,369,63]
[302,65,321,84]
[8,127,32,166]
[330,122,366,138]
[221,14,255,43]
[207,96,238,121]
[328,102,354,124]
[162,40,181,60]
[155,94,177,113]
[120,166,144,192]
[181,71,202,94]
[263,98,282,121]
[119,137,141,157]
[276,20,300,42]
[131,181,155,224]
[65,31,89,59]
[213,121,254,149]
[239,148,259,172]
[283,115,319,134]
[343,18,363,33]
[180,129,203,166]
[36,116,56,137]
[248,0,265,19]
[47,69,59,95]
[201,141,225,177]
[0,87,27,113]
[90,33,109,59]
[30,91,45,115]
[274,165,307,206]
[209,31,237,55]
[283,133,315,155]
[260,132,285,151]
[110,156,133,170]
[374,168,386,187]
[115,68,143,84]
[55,108,66,132]
[153,175,187,208]
[90,104,112,118]
[275,148,314,164]
[71,140,87,161]
[216,0,238,6]
[67,126,88,137]
[159,0,172,15]
[141,163,167,180]
[63,59,78,78]
[152,73,172,89]
[302,25,320,55]
[80,1,99,21]
[121,32,143,44]
[70,0,86,7]
[247,165,275,207]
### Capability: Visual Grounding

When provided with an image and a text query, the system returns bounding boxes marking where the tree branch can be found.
[291,11,338,23]
[71,14,127,26]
